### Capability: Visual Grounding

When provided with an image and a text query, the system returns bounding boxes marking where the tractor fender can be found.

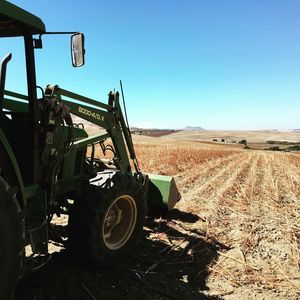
[0,128,26,208]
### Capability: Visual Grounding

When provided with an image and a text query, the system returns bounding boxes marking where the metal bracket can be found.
[33,37,43,49]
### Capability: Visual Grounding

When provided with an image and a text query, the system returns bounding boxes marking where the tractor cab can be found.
[0,2,84,190]
[0,1,46,187]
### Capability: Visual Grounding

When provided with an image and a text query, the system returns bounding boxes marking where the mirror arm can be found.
[33,32,80,49]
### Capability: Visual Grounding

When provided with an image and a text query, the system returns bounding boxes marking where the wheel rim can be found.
[102,195,137,250]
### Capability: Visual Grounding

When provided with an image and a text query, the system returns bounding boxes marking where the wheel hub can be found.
[102,195,137,250]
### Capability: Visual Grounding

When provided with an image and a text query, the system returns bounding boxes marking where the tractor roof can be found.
[0,1,45,37]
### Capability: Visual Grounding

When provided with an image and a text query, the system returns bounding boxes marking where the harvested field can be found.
[137,139,300,299]
[132,129,181,137]
[17,137,300,299]
[164,130,300,144]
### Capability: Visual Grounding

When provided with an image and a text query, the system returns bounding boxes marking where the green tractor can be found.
[0,2,180,299]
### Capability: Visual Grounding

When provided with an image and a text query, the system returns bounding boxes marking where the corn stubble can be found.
[134,139,300,298]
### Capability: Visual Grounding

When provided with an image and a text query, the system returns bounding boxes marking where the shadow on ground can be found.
[15,210,227,300]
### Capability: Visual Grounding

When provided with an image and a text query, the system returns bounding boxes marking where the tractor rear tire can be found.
[0,176,24,300]
[68,173,146,267]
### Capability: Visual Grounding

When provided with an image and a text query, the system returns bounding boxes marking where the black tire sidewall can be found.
[68,173,146,267]
[93,175,146,265]
[0,178,23,300]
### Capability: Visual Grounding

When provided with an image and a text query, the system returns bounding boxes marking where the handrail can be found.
[4,90,29,101]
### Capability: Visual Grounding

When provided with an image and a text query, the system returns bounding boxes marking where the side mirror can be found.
[71,33,85,67]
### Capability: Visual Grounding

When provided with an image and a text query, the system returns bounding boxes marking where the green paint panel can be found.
[25,184,47,218]
[147,174,181,210]
[25,184,48,254]
[0,128,26,207]
[0,1,46,37]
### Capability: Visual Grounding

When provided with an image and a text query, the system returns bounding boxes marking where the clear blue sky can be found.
[1,0,300,129]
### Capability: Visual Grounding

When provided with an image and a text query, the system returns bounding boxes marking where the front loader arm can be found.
[109,91,140,173]
[45,85,134,174]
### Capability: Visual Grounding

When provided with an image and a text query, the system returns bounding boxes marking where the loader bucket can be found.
[146,174,181,210]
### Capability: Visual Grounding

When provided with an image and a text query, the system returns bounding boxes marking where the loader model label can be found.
[78,106,104,121]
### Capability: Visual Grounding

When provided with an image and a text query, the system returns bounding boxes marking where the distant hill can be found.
[183,126,206,131]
